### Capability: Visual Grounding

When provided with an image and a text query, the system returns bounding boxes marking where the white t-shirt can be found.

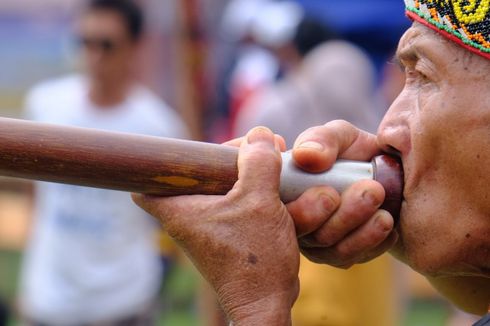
[20,75,188,325]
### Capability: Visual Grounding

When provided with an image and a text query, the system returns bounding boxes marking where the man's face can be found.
[77,10,138,81]
[377,23,490,277]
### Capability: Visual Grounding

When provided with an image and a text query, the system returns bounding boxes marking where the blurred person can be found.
[131,0,490,325]
[235,41,398,325]
[19,0,188,325]
[215,0,335,140]
[229,2,335,134]
[249,2,335,72]
[235,41,380,141]
[212,0,280,141]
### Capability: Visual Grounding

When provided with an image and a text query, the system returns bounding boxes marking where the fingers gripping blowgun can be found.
[280,152,403,220]
[0,117,403,220]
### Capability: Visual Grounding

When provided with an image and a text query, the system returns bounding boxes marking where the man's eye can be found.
[405,67,417,78]
[418,70,430,81]
[389,57,405,72]
[405,68,430,83]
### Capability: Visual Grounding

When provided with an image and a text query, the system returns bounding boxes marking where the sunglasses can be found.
[77,36,120,53]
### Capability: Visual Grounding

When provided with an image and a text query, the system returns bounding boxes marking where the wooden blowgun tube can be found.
[0,117,403,220]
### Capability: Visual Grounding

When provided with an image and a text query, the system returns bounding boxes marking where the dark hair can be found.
[293,17,336,57]
[87,0,144,41]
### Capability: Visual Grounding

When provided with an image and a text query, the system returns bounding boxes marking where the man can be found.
[20,0,188,325]
[134,0,490,325]
[234,40,398,325]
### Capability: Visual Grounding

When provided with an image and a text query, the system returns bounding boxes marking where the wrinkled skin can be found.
[134,128,300,325]
[289,120,397,268]
[134,22,490,322]
[292,23,490,313]
[380,24,490,278]
[385,23,490,313]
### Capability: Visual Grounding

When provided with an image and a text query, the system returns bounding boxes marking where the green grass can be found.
[0,250,21,305]
[403,299,451,326]
[0,250,21,326]
[158,262,200,326]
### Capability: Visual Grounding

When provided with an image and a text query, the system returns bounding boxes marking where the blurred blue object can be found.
[294,0,411,69]
[0,13,72,92]
[295,0,408,32]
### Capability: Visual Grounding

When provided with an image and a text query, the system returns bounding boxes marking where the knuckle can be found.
[243,146,281,169]
[243,192,281,216]
[302,125,324,136]
[295,125,325,145]
[340,188,381,219]
[247,198,271,215]
[292,189,338,224]
[325,119,352,130]
[319,190,340,215]
[226,186,243,201]
[335,210,356,229]
[334,243,356,262]
[313,229,336,247]
[358,228,385,248]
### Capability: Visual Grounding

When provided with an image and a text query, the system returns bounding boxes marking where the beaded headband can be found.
[405,0,490,59]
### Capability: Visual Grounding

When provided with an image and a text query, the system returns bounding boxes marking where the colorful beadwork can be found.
[405,0,490,59]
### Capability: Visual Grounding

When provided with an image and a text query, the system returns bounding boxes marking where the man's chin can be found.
[405,251,488,278]
[421,267,490,278]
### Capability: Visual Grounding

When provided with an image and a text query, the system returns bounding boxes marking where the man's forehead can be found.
[397,26,420,55]
[396,23,457,64]
[396,22,490,79]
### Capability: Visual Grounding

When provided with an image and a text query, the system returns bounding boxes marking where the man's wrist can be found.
[227,292,293,326]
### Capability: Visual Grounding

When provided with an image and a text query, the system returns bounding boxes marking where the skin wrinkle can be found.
[379,23,490,277]
[135,128,302,324]
[134,21,490,320]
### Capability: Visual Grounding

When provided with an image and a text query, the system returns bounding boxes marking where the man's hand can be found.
[133,127,299,325]
[287,120,398,268]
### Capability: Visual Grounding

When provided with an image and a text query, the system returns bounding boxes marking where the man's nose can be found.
[377,94,412,156]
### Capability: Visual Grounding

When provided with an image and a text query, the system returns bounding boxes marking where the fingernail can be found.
[247,127,274,144]
[318,192,337,213]
[298,141,324,151]
[374,213,393,233]
[362,189,382,207]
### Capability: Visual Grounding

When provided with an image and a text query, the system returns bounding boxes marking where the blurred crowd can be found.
[0,0,480,325]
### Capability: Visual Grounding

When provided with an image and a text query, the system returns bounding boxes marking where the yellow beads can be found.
[453,0,489,24]
[405,0,490,57]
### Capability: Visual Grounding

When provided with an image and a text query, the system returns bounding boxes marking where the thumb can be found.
[236,127,282,196]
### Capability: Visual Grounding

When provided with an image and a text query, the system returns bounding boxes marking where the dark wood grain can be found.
[0,117,403,217]
[0,117,238,196]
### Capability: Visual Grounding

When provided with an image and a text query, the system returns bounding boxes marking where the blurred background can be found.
[0,0,481,325]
